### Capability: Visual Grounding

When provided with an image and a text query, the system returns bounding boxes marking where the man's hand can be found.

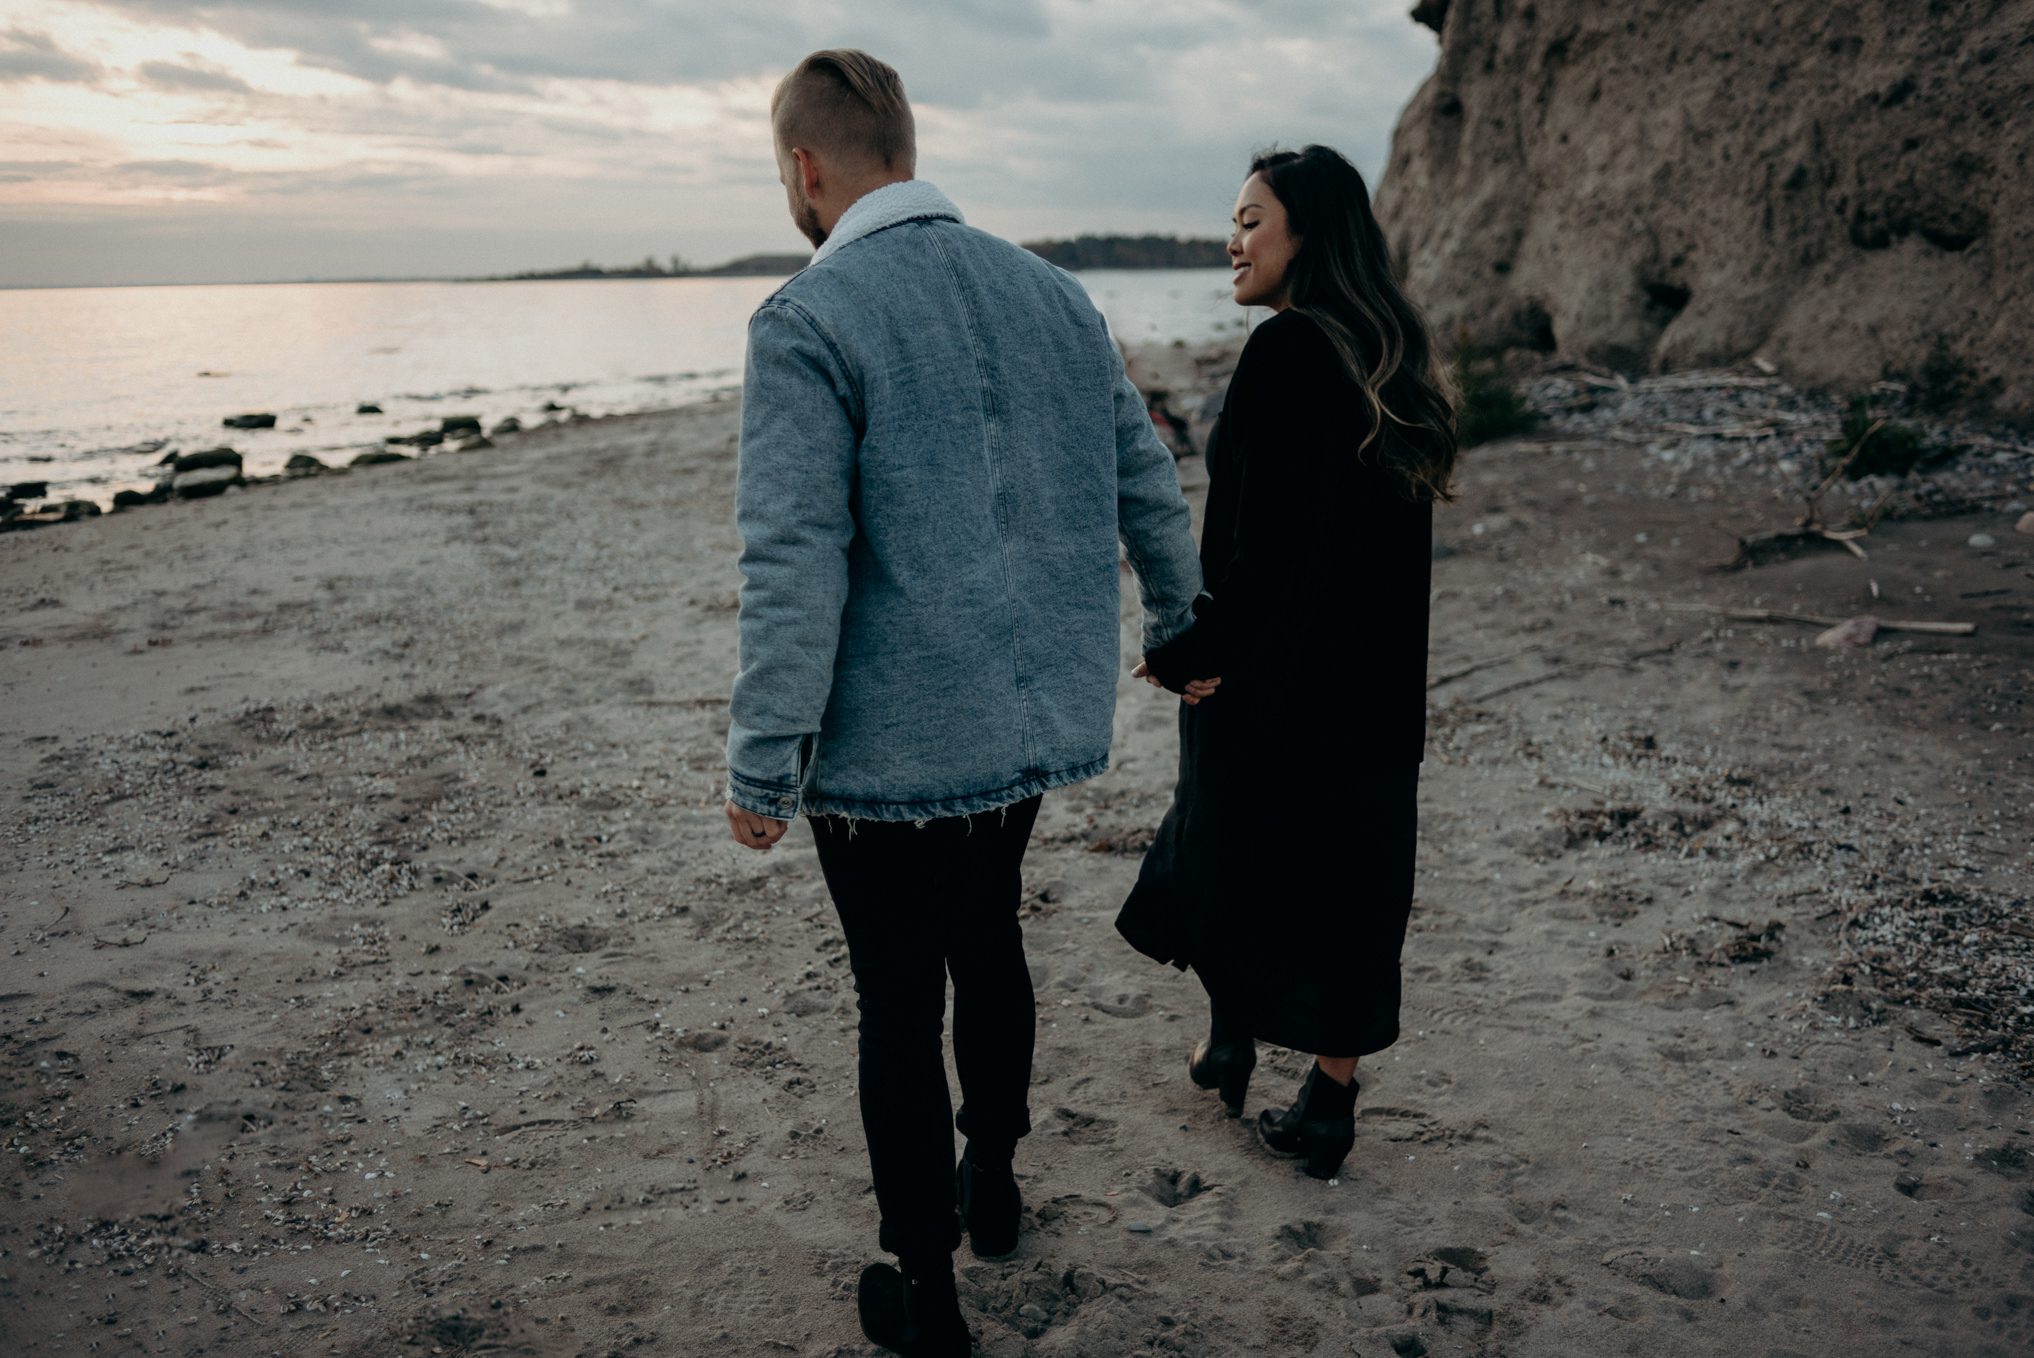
[725,800,790,850]
[1131,661,1220,706]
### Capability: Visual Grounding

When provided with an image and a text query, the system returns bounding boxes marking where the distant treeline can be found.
[1021,235,1229,270]
[490,234,1228,282]
[488,253,809,281]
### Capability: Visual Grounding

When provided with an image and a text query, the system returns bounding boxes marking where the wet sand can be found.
[4,371,2034,1357]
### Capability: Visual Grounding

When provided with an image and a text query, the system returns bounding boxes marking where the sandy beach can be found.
[5,363,2034,1358]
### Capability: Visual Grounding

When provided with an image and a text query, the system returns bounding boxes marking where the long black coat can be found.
[1115,309,1430,1057]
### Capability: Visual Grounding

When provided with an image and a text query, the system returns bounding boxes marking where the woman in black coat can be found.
[1118,144,1457,1181]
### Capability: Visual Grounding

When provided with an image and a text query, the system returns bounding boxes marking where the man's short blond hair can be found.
[772,49,915,175]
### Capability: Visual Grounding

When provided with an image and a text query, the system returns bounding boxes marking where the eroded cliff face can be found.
[1373,0,2032,419]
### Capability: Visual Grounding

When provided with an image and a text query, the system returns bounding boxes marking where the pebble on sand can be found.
[1968,533,1997,548]
[1814,615,1879,650]
[2016,512,2034,536]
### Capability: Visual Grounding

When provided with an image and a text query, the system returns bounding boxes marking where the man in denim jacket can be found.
[721,49,1202,1358]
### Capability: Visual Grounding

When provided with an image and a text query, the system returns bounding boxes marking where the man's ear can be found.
[791,146,823,202]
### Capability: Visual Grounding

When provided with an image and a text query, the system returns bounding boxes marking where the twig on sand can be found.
[1716,419,1887,569]
[1427,644,1545,691]
[1468,664,1599,703]
[1464,644,1676,704]
[636,697,729,708]
[92,933,147,949]
[115,874,172,890]
[1664,603,1975,636]
[134,1022,195,1040]
[40,904,69,930]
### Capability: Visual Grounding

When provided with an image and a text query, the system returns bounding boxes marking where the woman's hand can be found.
[1132,660,1221,706]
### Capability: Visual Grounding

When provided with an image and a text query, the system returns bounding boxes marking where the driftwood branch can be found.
[1716,418,1891,570]
[1665,603,1974,636]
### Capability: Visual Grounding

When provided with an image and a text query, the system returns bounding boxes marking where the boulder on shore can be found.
[489,416,522,436]
[441,414,482,436]
[351,450,410,467]
[222,413,277,429]
[112,487,169,510]
[175,448,243,474]
[174,466,242,499]
[284,454,330,477]
[1374,0,2034,419]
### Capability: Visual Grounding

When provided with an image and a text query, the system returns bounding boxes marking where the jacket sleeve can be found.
[1112,367,1203,652]
[724,299,860,819]
[1140,328,1314,691]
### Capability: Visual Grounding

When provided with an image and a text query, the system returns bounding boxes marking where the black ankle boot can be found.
[1256,1065,1359,1180]
[955,1141,1021,1258]
[857,1255,971,1357]
[1186,1003,1255,1113]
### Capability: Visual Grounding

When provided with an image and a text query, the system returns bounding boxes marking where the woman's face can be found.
[1230,172,1298,310]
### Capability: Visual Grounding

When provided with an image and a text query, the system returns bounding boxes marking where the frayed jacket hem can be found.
[799,757,1108,822]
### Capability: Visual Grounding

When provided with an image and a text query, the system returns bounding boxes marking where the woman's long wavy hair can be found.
[1249,144,1458,502]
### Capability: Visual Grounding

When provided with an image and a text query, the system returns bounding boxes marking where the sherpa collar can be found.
[808,179,963,266]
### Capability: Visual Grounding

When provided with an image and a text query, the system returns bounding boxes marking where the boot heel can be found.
[1303,1129,1355,1181]
[1257,1066,1360,1179]
[1188,1040,1256,1114]
[1216,1060,1252,1113]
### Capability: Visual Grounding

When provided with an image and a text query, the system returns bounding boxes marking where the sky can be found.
[0,0,1440,287]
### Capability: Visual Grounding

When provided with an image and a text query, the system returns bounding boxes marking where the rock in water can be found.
[112,488,167,509]
[284,454,329,476]
[222,413,277,429]
[454,436,494,452]
[489,416,521,436]
[1374,0,2032,418]
[441,414,482,436]
[6,481,48,501]
[174,448,243,474]
[356,403,383,414]
[350,450,410,467]
[174,466,241,498]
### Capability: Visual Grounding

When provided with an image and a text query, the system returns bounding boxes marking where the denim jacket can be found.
[725,180,1202,821]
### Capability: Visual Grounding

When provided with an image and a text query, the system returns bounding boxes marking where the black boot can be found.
[1256,1065,1359,1180]
[1186,1002,1256,1114]
[955,1140,1021,1258]
[857,1253,972,1357]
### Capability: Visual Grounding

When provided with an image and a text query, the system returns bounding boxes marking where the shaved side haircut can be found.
[772,49,915,175]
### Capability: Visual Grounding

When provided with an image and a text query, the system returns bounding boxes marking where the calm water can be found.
[0,269,1245,508]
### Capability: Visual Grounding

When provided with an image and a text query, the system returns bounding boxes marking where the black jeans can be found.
[810,795,1041,1257]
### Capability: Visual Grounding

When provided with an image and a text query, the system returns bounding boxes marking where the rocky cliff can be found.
[1373,0,2033,421]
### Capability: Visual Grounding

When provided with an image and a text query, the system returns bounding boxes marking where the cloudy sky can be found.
[0,0,1438,288]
